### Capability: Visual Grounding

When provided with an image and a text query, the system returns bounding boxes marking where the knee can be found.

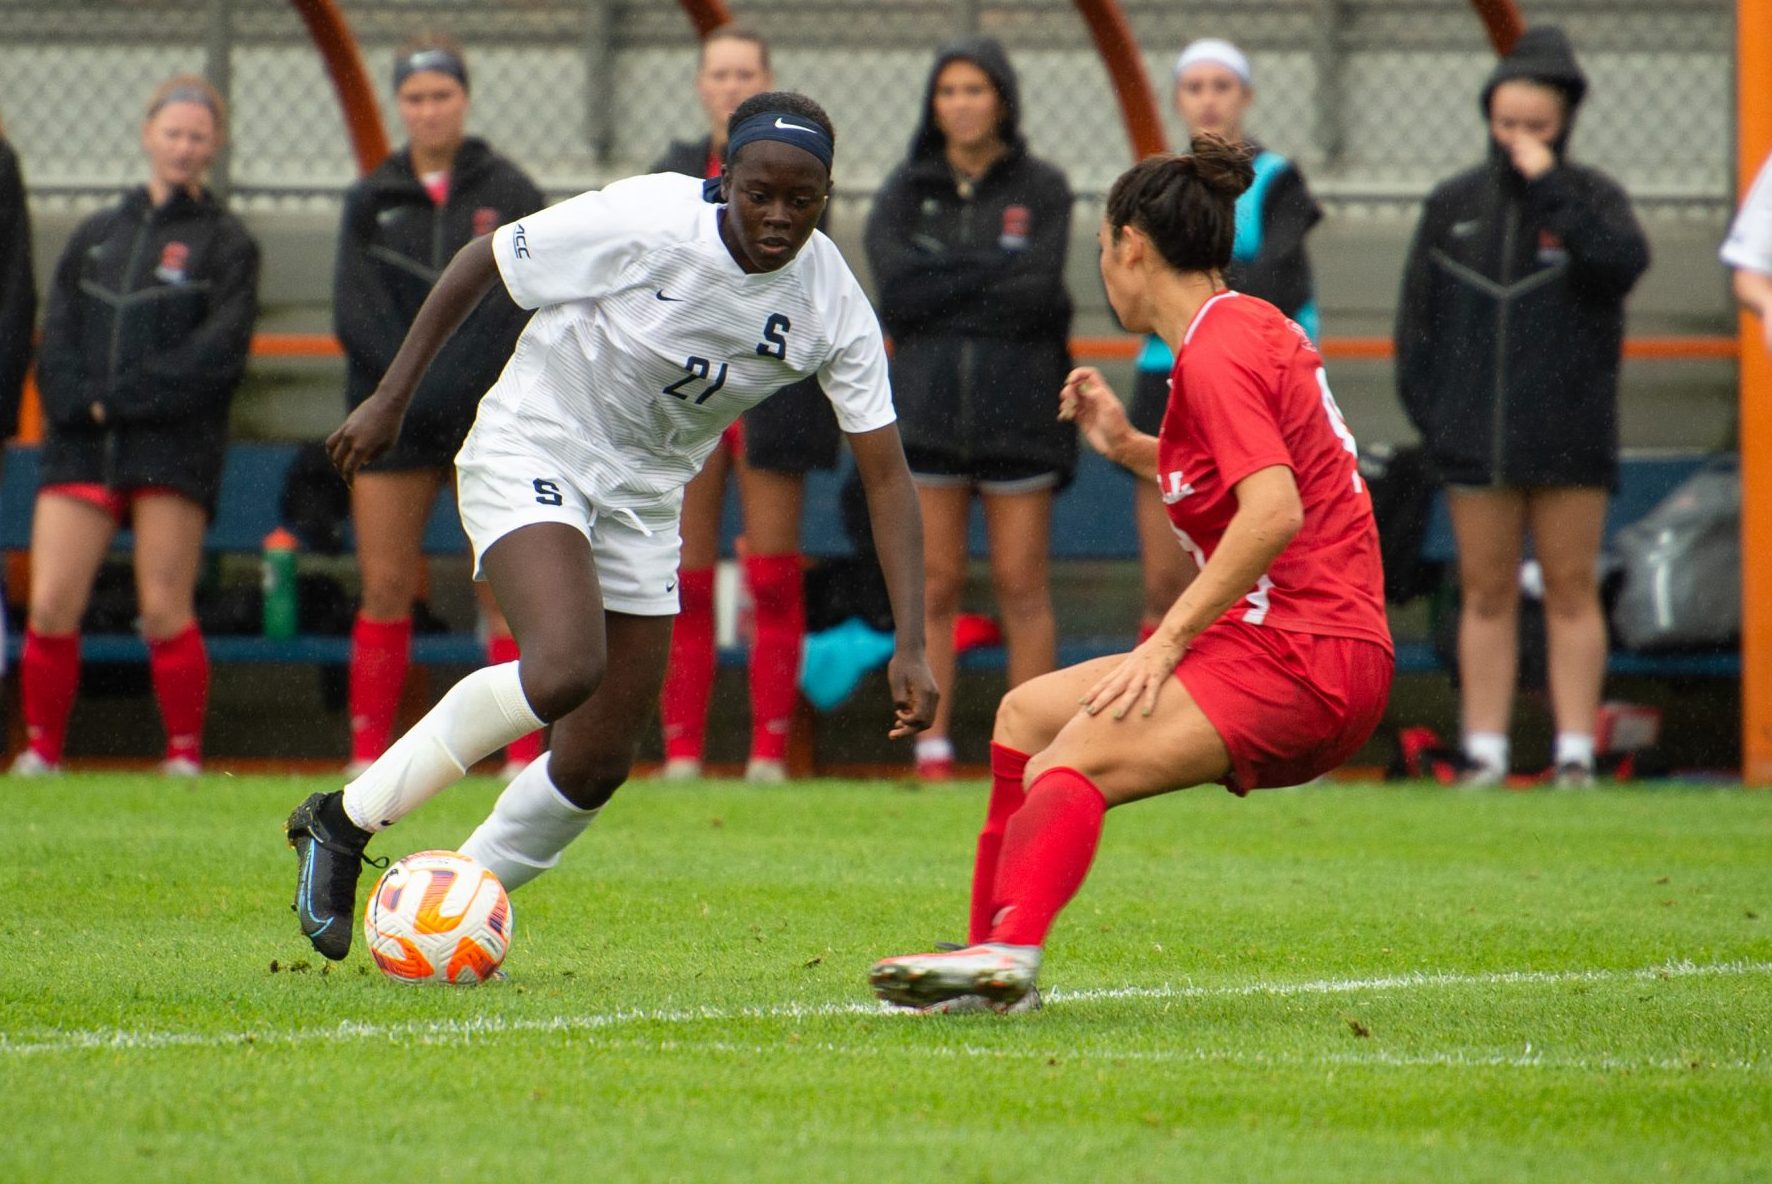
[138,606,194,641]
[28,598,84,636]
[924,567,965,619]
[993,683,1037,752]
[359,569,417,620]
[546,748,632,810]
[1539,571,1599,623]
[519,649,606,722]
[992,574,1052,621]
[1460,572,1519,621]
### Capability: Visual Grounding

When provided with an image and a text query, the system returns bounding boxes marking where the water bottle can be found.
[261,527,299,640]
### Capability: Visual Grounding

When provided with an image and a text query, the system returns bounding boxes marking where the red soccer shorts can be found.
[42,482,185,522]
[1174,617,1392,794]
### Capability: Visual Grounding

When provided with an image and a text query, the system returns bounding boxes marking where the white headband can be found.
[1174,38,1252,86]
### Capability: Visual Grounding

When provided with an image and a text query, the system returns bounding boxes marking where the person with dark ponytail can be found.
[1396,27,1647,788]
[871,137,1392,1013]
[334,34,546,781]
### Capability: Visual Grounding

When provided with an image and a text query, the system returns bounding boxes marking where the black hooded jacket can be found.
[864,37,1076,482]
[35,185,258,508]
[0,137,34,439]
[334,138,542,464]
[1395,26,1649,489]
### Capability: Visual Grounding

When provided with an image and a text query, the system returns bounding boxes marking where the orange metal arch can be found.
[289,0,389,175]
[678,0,734,38]
[1070,0,1167,161]
[1468,0,1526,54]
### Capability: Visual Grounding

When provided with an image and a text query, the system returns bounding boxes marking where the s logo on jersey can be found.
[1159,469,1195,505]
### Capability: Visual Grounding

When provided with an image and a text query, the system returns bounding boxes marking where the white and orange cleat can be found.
[869,943,1041,1012]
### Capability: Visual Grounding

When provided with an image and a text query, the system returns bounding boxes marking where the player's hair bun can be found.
[1186,133,1255,198]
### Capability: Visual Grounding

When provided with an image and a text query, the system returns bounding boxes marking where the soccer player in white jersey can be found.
[286,92,939,961]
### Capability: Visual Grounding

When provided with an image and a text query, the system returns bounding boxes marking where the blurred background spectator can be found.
[334,33,543,780]
[1126,37,1322,643]
[13,75,258,776]
[651,25,843,783]
[864,37,1074,781]
[0,113,35,680]
[1395,27,1648,787]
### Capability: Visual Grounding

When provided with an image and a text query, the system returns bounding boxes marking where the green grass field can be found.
[3,773,1769,1183]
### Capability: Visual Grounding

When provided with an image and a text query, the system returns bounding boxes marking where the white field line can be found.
[3,958,1768,1061]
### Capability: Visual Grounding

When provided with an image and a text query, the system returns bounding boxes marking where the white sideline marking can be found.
[3,958,1767,1060]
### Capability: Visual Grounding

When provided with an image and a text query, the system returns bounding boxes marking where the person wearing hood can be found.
[13,76,259,777]
[864,37,1075,781]
[1129,37,1322,646]
[333,34,546,781]
[1395,26,1649,788]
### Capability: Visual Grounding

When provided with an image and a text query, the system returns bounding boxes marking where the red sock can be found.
[986,766,1107,948]
[744,553,804,763]
[349,614,411,764]
[970,743,1030,943]
[487,633,544,765]
[148,623,208,763]
[20,628,80,764]
[660,568,715,762]
[1136,620,1158,645]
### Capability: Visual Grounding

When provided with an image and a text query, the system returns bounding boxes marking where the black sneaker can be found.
[286,791,379,961]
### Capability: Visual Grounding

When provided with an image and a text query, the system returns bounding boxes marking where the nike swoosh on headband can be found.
[773,118,816,134]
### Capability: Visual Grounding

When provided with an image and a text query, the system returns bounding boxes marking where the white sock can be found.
[1555,732,1595,769]
[343,662,545,832]
[458,753,600,891]
[916,735,954,763]
[1464,731,1509,774]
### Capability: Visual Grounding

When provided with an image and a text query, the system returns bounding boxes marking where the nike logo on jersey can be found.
[655,290,685,301]
[666,579,678,593]
[773,118,816,134]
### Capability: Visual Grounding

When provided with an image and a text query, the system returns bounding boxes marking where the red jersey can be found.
[1156,292,1392,651]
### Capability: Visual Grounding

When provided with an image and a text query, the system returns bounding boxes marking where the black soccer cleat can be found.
[286,791,378,962]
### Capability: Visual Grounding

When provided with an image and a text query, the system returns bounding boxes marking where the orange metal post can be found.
[677,0,734,38]
[1071,0,1167,160]
[1468,0,1525,54]
[288,0,389,174]
[1739,0,1772,782]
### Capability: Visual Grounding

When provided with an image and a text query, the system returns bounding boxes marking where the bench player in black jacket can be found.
[13,76,258,776]
[335,36,545,780]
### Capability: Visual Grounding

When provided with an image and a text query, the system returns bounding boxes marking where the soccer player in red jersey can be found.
[871,136,1393,1013]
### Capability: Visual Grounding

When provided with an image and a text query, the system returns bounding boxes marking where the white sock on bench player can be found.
[342,661,545,832]
[457,753,600,891]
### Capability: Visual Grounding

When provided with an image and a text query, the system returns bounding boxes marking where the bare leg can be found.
[917,483,972,750]
[352,470,446,621]
[26,494,117,635]
[1528,487,1608,747]
[981,488,1057,692]
[129,493,206,640]
[1448,489,1527,745]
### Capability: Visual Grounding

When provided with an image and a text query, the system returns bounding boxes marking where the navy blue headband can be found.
[395,48,469,94]
[702,111,834,202]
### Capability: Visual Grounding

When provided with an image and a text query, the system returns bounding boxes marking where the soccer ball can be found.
[362,850,513,985]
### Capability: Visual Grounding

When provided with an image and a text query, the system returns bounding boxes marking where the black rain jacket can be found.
[1395,27,1649,489]
[35,185,258,508]
[864,36,1076,483]
[334,138,542,453]
[0,137,34,438]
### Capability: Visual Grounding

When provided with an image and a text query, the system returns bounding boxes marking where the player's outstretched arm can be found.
[326,234,502,481]
[1082,464,1303,720]
[848,423,939,738]
[1059,366,1158,480]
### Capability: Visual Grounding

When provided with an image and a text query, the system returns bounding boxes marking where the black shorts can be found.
[903,449,1063,494]
[745,376,842,475]
[1128,368,1171,438]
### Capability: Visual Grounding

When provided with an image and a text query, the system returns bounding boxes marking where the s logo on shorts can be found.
[532,478,563,506]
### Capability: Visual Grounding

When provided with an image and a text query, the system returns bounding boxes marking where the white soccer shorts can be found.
[454,447,681,617]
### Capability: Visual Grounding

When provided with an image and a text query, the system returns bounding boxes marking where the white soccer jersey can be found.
[465,172,895,532]
[1722,151,1772,276]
